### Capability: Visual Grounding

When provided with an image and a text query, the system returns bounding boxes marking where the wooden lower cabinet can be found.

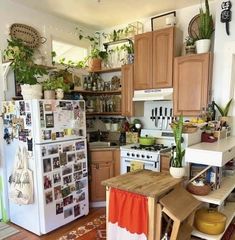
[89,148,120,202]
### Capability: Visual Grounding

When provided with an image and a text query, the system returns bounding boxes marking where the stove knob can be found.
[136,154,140,158]
[132,153,135,157]
[127,153,130,156]
[141,154,145,158]
[147,155,150,159]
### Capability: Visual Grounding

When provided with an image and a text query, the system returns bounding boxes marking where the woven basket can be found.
[10,23,46,48]
[183,125,198,133]
[187,182,211,196]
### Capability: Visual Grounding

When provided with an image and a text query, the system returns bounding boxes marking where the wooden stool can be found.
[159,186,201,240]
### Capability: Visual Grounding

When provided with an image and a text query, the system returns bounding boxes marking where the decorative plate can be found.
[188,14,200,39]
[10,23,46,48]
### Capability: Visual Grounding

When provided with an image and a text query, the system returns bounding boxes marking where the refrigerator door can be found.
[35,139,89,234]
[32,99,86,144]
[2,101,41,234]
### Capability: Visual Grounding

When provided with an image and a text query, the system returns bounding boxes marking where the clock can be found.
[188,14,200,39]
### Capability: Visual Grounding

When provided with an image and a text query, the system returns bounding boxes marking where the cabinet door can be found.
[121,64,134,117]
[90,162,113,202]
[173,53,212,116]
[152,27,174,88]
[134,32,153,90]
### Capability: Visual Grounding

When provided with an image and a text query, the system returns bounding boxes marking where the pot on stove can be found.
[138,135,155,146]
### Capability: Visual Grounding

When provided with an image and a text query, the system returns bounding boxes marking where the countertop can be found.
[102,169,183,199]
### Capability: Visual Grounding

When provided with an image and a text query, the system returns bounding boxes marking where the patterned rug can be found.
[58,214,106,240]
[0,222,20,240]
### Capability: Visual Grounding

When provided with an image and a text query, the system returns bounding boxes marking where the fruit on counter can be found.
[190,118,205,124]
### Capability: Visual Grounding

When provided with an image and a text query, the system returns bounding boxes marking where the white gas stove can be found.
[120,130,174,174]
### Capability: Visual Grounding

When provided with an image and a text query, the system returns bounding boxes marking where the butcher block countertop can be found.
[102,170,183,199]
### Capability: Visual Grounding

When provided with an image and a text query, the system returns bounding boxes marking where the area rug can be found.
[0,222,20,240]
[58,214,106,240]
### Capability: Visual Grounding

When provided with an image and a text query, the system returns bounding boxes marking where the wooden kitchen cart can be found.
[102,170,183,240]
[185,137,235,239]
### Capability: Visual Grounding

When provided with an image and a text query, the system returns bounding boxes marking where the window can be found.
[52,40,88,64]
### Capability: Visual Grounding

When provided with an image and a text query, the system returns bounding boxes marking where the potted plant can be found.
[170,115,186,178]
[42,78,57,99]
[195,0,214,53]
[77,30,108,71]
[4,38,47,99]
[120,42,134,64]
[53,77,70,100]
[214,98,233,126]
[185,36,196,55]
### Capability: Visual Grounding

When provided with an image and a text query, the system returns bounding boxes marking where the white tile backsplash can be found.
[131,101,173,129]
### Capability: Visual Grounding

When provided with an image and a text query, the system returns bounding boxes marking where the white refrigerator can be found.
[2,99,89,235]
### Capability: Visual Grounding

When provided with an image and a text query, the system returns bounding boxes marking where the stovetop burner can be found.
[130,144,168,152]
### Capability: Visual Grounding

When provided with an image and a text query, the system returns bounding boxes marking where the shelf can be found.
[192,174,235,205]
[72,90,121,95]
[192,201,235,240]
[103,38,134,51]
[88,67,121,73]
[86,112,122,116]
[186,137,235,167]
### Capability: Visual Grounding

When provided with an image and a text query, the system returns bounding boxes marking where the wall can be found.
[212,0,235,135]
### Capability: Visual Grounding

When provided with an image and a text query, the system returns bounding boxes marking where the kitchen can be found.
[1,0,235,239]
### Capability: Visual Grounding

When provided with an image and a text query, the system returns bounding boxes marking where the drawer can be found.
[222,146,235,165]
[91,150,113,163]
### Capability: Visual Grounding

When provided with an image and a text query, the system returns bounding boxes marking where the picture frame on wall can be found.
[151,11,176,31]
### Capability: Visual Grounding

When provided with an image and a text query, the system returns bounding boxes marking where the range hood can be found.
[133,88,173,101]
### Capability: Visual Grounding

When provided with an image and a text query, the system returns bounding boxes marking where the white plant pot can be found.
[169,167,185,178]
[56,89,64,100]
[21,84,42,100]
[195,39,211,54]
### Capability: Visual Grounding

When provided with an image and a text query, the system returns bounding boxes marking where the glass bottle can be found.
[83,77,88,90]
[87,76,92,91]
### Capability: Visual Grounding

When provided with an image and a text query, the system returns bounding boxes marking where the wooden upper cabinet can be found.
[134,32,153,89]
[121,64,134,117]
[134,27,182,90]
[173,53,212,116]
[152,27,174,88]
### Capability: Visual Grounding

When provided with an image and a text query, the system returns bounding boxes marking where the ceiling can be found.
[13,0,208,30]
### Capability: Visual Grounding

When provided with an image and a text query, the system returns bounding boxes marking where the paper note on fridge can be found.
[130,161,144,172]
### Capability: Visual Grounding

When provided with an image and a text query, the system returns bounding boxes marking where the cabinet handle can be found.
[96,163,99,169]
[228,149,232,152]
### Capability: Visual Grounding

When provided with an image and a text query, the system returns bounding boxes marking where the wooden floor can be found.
[7,207,105,240]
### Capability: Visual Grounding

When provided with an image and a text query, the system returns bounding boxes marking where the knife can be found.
[164,108,168,129]
[158,106,162,129]
[155,107,158,127]
[150,108,155,121]
[169,108,173,128]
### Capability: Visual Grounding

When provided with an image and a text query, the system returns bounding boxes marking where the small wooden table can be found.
[102,170,183,240]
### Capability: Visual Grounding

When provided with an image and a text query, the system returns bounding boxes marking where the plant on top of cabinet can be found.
[77,29,108,71]
[195,0,214,53]
[170,115,185,178]
[4,37,47,99]
[185,36,196,55]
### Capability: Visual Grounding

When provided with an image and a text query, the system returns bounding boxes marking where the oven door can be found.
[121,158,159,174]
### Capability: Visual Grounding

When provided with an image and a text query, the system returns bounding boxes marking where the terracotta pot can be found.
[89,58,101,71]
[44,90,55,99]
[169,167,185,178]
